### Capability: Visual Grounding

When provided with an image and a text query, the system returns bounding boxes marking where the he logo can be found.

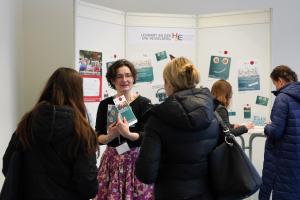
[172,33,183,40]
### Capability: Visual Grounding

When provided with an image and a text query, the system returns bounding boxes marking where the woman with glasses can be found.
[94,59,154,200]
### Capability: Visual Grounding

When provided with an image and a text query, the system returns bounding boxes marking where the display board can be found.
[198,10,271,125]
[126,13,197,104]
[76,4,271,187]
[76,3,271,128]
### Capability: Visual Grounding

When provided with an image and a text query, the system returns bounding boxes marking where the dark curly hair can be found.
[106,59,137,89]
[270,65,298,83]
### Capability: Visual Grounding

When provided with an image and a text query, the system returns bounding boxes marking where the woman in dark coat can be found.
[211,79,254,136]
[135,57,220,200]
[259,65,300,200]
[2,67,99,200]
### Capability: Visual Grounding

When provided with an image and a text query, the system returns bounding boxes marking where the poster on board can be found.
[79,50,102,75]
[155,51,168,61]
[79,50,103,102]
[238,61,260,91]
[82,75,102,102]
[132,58,154,83]
[208,55,231,80]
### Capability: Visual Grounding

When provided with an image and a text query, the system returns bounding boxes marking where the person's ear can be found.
[278,78,286,87]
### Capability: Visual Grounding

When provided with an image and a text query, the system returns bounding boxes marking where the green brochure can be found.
[113,95,138,127]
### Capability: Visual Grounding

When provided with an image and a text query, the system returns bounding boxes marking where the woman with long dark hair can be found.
[2,67,99,199]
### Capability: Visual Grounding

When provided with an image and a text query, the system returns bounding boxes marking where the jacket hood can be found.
[31,103,74,143]
[151,87,214,130]
[273,82,300,102]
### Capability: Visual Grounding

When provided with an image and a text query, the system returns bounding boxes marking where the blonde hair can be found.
[163,57,199,92]
[211,79,232,108]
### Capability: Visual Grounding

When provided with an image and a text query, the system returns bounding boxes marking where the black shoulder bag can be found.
[209,111,262,200]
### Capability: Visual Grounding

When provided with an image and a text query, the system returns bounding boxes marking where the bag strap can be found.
[214,111,231,136]
[214,111,235,146]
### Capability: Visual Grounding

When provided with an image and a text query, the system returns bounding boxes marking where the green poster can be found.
[155,51,168,61]
[208,56,231,80]
[256,96,269,106]
[136,67,154,83]
[228,111,236,116]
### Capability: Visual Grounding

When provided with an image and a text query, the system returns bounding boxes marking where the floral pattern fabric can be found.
[94,146,154,200]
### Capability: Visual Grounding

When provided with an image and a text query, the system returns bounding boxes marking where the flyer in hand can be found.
[107,104,119,128]
[113,95,138,127]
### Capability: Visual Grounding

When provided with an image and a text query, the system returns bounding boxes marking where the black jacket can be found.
[2,104,98,200]
[136,88,219,200]
[214,99,248,136]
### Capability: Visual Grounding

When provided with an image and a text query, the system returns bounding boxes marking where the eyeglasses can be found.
[116,73,133,80]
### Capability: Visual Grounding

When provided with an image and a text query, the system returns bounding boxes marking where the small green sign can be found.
[256,96,269,106]
[244,106,251,119]
[155,51,168,61]
[228,111,236,116]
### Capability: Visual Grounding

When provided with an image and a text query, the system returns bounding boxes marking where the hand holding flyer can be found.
[113,95,138,127]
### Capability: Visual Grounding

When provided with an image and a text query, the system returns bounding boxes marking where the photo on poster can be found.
[208,55,231,80]
[155,51,168,61]
[132,59,154,83]
[238,61,260,91]
[256,95,269,106]
[79,50,102,75]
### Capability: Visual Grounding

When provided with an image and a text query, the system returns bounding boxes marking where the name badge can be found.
[116,142,130,155]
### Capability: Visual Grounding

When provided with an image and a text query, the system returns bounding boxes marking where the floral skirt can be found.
[94,146,154,200]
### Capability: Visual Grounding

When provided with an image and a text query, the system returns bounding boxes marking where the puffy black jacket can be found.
[2,104,98,200]
[136,88,219,200]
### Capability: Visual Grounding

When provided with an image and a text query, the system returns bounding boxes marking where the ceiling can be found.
[82,0,262,15]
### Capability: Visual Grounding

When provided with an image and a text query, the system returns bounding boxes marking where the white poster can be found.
[238,60,261,91]
[127,27,195,44]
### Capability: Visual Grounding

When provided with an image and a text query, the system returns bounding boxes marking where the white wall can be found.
[0,0,23,188]
[0,0,75,188]
[22,0,75,115]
